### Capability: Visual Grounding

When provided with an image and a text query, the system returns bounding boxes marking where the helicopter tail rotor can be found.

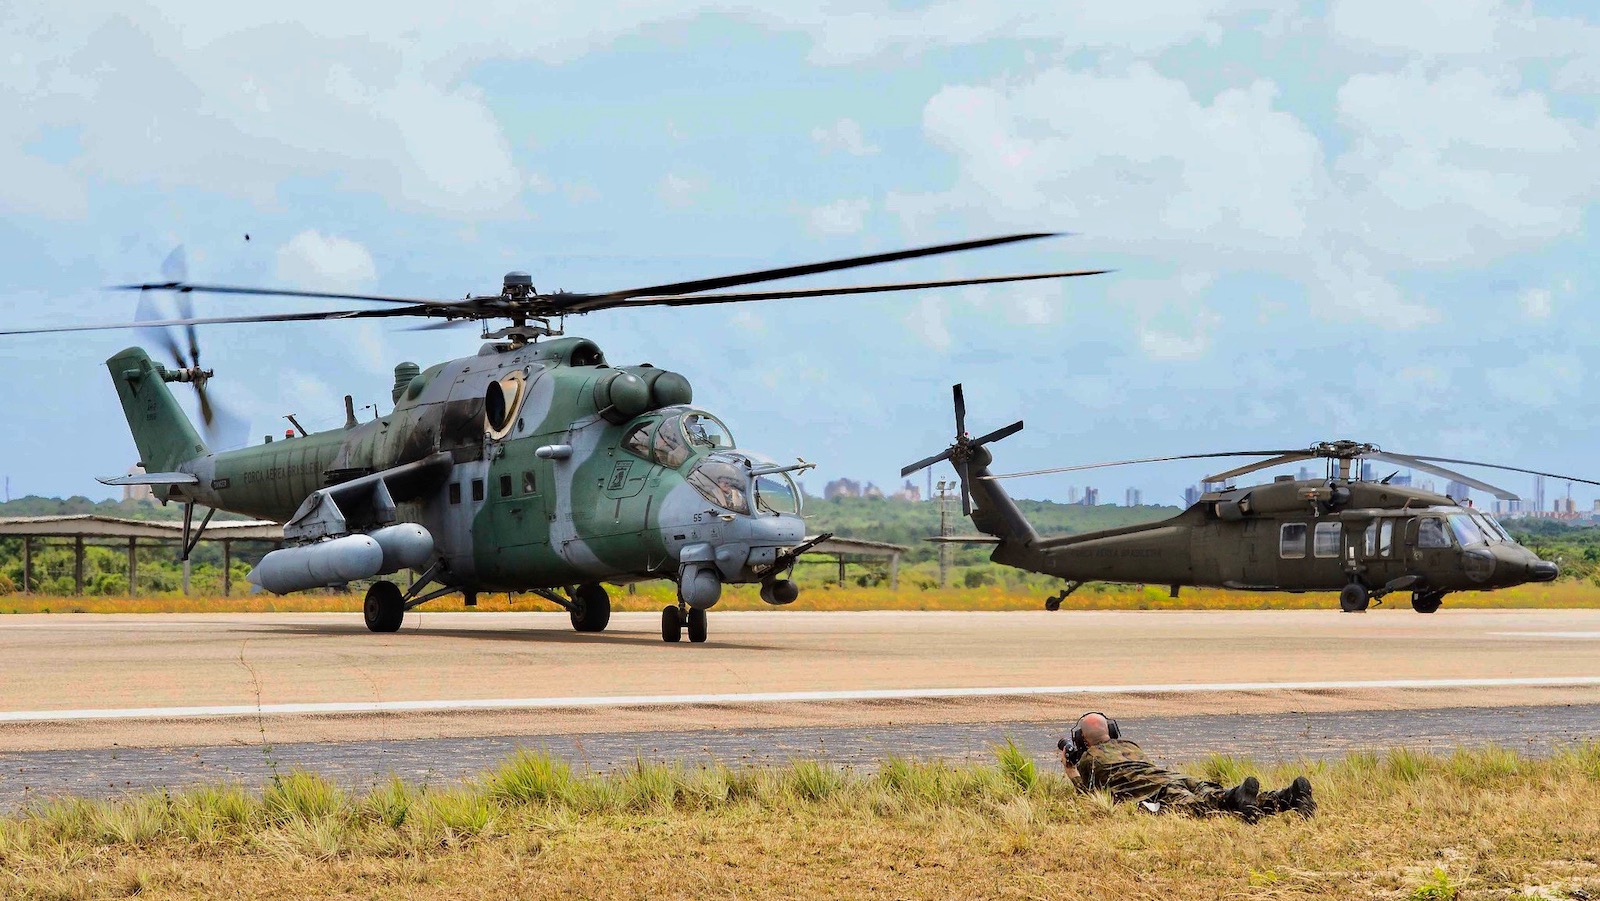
[134,247,249,449]
[901,384,1024,515]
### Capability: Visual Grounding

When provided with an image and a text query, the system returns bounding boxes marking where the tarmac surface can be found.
[1,608,1597,806]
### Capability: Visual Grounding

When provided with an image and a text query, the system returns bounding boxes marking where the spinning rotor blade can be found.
[1395,454,1600,491]
[953,384,967,438]
[564,233,1063,308]
[111,281,463,308]
[563,269,1108,313]
[1367,452,1520,501]
[0,306,428,337]
[1204,453,1318,485]
[986,450,1307,481]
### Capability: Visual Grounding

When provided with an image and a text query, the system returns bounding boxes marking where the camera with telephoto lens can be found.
[1059,734,1086,766]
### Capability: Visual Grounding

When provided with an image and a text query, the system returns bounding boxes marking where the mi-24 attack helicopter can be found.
[903,385,1599,615]
[0,235,1104,642]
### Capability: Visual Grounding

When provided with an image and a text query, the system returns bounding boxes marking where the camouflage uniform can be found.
[1074,739,1297,818]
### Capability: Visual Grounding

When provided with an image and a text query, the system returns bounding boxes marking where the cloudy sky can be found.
[2,0,1597,510]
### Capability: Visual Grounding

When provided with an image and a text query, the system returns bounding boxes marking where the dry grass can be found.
[3,579,1599,615]
[1,745,1597,899]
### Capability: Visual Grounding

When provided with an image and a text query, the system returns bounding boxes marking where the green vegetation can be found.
[1,744,1597,899]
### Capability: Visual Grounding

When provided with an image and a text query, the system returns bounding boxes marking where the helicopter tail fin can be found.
[106,347,209,472]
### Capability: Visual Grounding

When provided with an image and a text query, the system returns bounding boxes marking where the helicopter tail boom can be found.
[106,346,209,472]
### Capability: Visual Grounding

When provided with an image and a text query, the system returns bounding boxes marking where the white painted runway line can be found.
[1490,631,1600,639]
[3,676,1599,724]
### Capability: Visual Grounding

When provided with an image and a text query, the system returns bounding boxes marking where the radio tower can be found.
[936,478,955,589]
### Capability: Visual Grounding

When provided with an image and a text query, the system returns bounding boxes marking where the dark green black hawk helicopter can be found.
[904,385,1599,614]
[2,235,1103,642]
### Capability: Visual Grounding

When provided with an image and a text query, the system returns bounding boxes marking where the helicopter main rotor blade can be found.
[901,448,955,478]
[569,233,1062,306]
[0,306,429,337]
[972,420,1023,447]
[953,384,967,438]
[955,458,972,516]
[109,282,466,308]
[1367,452,1521,501]
[561,269,1108,313]
[986,450,1308,481]
[1204,452,1319,485]
[1394,454,1600,490]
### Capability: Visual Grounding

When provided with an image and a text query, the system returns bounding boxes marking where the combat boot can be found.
[1222,776,1261,822]
[1286,776,1315,817]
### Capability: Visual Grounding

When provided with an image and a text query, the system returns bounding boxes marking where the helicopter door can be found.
[1406,515,1454,576]
[1274,520,1315,587]
[1356,518,1402,586]
[1239,520,1276,586]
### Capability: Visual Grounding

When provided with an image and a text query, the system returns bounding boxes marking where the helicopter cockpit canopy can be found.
[621,410,735,469]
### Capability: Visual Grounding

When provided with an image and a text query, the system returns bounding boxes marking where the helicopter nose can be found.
[1529,560,1559,582]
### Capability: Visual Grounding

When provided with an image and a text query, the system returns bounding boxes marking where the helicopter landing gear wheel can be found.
[1339,582,1370,614]
[661,605,683,642]
[1411,591,1443,614]
[686,606,708,643]
[569,583,611,632]
[364,581,404,633]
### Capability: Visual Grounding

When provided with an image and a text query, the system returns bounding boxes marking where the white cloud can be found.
[806,198,871,235]
[904,296,951,350]
[1486,353,1584,409]
[658,173,705,207]
[1519,287,1552,320]
[275,230,377,291]
[811,118,879,156]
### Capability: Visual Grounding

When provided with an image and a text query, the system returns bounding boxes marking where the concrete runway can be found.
[2,608,1598,756]
[4,704,1598,811]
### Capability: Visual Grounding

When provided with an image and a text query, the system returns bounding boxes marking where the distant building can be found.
[122,465,154,503]
[1066,486,1081,504]
[890,480,922,502]
[824,478,862,500]
[1183,485,1203,506]
[1445,480,1472,502]
[1390,473,1412,487]
[1296,466,1313,482]
[1082,487,1100,506]
[1124,488,1142,507]
[1360,462,1375,482]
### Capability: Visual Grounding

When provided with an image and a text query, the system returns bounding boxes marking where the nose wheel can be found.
[661,603,708,643]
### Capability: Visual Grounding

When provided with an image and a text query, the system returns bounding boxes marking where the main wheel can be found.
[364,581,404,633]
[1411,591,1443,614]
[686,606,708,643]
[1339,582,1370,614]
[570,583,612,633]
[661,605,683,642]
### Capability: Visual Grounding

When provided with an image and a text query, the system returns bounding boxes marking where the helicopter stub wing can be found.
[97,472,199,486]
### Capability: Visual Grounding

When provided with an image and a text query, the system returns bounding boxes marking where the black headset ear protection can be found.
[1068,712,1121,750]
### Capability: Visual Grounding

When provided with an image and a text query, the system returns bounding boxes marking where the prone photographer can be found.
[1059,712,1315,821]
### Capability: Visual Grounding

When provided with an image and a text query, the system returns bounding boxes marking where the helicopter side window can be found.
[1313,522,1341,558]
[1449,514,1487,547]
[1279,523,1307,559]
[1379,520,1393,557]
[499,474,513,498]
[652,414,691,469]
[686,456,750,514]
[522,471,536,494]
[1417,517,1451,549]
[622,421,656,461]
